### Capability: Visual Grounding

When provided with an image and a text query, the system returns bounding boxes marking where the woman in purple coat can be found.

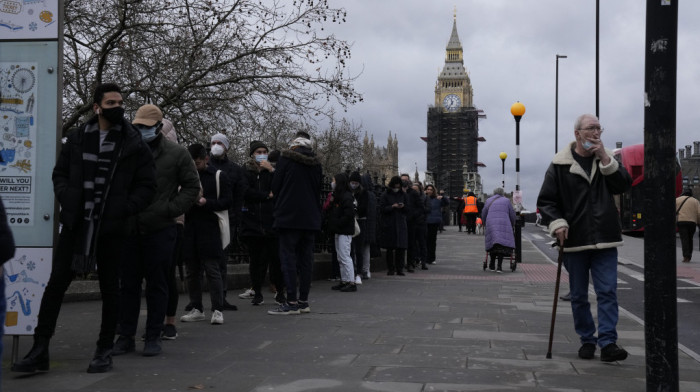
[482,188,515,273]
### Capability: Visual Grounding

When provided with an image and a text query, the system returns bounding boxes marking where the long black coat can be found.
[52,116,156,237]
[379,189,408,249]
[327,190,355,235]
[209,155,245,226]
[271,148,322,231]
[183,165,232,260]
[359,173,377,244]
[240,159,275,237]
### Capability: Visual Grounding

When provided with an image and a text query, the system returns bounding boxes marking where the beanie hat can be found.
[349,171,362,183]
[249,140,268,156]
[132,104,163,127]
[290,137,312,149]
[211,133,230,150]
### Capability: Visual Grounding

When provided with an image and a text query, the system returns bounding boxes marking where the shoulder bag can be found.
[215,170,231,249]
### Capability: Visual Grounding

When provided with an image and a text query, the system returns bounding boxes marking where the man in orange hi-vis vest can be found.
[463,192,479,234]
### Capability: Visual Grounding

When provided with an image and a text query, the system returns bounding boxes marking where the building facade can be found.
[679,141,700,196]
[362,131,399,185]
[425,14,485,199]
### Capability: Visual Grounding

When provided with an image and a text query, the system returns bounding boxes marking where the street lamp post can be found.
[555,54,567,153]
[510,102,526,264]
[499,152,507,190]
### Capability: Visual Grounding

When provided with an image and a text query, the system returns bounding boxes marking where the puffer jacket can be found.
[482,194,515,251]
[134,133,200,235]
[426,195,448,224]
[52,116,156,236]
[537,141,631,252]
[241,159,276,237]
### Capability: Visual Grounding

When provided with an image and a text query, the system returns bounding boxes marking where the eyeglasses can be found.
[579,126,604,134]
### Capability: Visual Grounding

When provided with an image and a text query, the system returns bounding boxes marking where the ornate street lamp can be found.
[499,152,507,190]
[510,102,525,264]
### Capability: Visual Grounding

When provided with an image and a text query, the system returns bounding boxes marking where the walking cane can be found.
[546,244,564,359]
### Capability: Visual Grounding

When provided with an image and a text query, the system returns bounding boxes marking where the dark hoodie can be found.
[271,147,323,230]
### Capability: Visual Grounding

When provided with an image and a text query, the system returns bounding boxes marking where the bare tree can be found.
[62,0,363,148]
[314,111,363,177]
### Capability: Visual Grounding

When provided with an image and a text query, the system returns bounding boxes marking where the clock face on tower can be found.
[442,94,461,112]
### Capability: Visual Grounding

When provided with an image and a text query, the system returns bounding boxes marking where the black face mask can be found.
[99,106,125,125]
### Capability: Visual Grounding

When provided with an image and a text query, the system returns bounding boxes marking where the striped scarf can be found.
[72,122,121,274]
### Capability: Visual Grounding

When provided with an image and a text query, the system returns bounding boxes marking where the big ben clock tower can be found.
[425,11,485,199]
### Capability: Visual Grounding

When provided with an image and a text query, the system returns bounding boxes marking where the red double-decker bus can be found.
[613,144,683,233]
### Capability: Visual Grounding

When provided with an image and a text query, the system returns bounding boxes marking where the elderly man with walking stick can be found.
[537,113,631,362]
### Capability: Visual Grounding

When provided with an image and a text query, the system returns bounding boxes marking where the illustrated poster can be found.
[0,0,58,40]
[4,247,51,335]
[0,62,37,226]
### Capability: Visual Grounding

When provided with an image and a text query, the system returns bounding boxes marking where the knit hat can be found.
[349,171,361,183]
[211,133,230,150]
[290,137,312,149]
[249,140,268,156]
[132,104,163,127]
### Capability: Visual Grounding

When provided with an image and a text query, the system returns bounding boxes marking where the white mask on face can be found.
[255,154,268,163]
[210,144,225,157]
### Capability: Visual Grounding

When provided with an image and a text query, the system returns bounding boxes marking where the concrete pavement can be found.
[3,225,700,391]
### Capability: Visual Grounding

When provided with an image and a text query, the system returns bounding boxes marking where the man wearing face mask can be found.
[13,83,156,374]
[207,133,245,311]
[112,105,200,357]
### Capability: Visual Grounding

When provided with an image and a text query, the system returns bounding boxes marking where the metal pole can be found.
[501,159,505,189]
[643,1,678,390]
[555,55,567,154]
[514,116,522,263]
[595,0,599,119]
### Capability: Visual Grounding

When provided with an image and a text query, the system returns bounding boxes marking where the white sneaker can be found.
[355,275,363,285]
[211,310,224,325]
[238,288,255,299]
[180,308,205,322]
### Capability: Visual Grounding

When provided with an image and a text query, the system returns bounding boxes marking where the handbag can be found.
[215,170,231,249]
[352,217,361,238]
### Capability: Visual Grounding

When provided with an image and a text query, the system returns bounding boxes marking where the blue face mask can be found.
[138,124,159,142]
[255,154,268,163]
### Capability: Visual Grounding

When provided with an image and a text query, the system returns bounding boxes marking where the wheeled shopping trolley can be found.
[482,250,516,272]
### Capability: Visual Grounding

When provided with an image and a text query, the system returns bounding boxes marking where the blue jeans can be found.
[278,229,315,303]
[566,248,619,348]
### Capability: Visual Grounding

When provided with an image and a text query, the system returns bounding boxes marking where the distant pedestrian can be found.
[113,104,199,357]
[482,188,515,273]
[268,137,323,315]
[207,132,245,311]
[379,176,408,275]
[12,83,156,374]
[358,173,378,279]
[537,113,631,362]
[424,184,447,266]
[240,140,285,306]
[463,192,479,234]
[413,182,429,270]
[327,173,358,292]
[349,171,373,282]
[676,188,700,263]
[402,173,422,272]
[180,143,232,325]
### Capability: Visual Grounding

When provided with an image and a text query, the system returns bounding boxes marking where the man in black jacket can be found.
[268,137,322,315]
[401,173,422,272]
[12,83,156,374]
[537,113,631,363]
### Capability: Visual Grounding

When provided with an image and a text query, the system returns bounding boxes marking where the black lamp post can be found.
[555,54,567,153]
[510,102,525,263]
[499,152,507,190]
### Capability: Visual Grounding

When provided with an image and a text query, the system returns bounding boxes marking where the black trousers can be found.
[406,222,417,268]
[35,228,122,349]
[385,248,405,273]
[465,213,478,233]
[678,221,697,259]
[426,223,440,263]
[243,235,284,297]
[166,224,184,317]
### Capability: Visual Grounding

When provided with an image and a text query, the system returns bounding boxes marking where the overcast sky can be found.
[327,0,699,209]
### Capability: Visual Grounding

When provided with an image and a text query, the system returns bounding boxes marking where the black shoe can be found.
[331,282,346,290]
[600,343,628,362]
[143,339,162,357]
[251,295,264,306]
[396,271,405,276]
[560,292,571,301]
[223,301,238,311]
[112,335,135,356]
[274,292,286,305]
[340,283,357,292]
[421,264,429,270]
[11,341,50,373]
[87,347,113,373]
[387,271,395,276]
[161,324,178,340]
[578,343,596,360]
[406,268,415,273]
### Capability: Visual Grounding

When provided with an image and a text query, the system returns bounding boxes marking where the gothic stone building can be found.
[425,14,485,199]
[362,132,399,185]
